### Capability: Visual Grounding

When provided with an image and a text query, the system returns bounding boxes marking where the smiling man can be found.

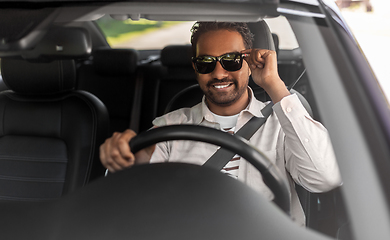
[192,23,290,115]
[100,22,342,226]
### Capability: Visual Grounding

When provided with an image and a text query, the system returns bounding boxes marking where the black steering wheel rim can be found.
[129,124,291,214]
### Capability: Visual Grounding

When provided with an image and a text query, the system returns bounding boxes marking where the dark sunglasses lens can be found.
[220,53,242,71]
[195,56,216,74]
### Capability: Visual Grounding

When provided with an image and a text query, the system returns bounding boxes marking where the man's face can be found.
[194,29,251,112]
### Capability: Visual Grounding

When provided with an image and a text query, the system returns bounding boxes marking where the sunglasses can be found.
[192,52,249,74]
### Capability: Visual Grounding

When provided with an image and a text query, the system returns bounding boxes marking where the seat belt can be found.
[203,102,273,170]
[203,69,306,170]
[129,69,144,133]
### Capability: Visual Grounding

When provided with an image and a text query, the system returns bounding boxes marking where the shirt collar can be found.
[197,87,267,124]
[244,87,267,118]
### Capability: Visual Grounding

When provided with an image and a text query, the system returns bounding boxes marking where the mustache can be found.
[206,78,238,87]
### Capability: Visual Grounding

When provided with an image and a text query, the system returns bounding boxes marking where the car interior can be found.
[0,57,108,201]
[0,1,376,239]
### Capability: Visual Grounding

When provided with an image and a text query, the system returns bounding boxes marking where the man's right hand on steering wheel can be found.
[99,129,155,173]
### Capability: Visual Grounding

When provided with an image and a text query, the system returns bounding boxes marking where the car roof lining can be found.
[56,2,279,22]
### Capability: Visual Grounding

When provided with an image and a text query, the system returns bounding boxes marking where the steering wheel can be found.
[129,124,291,214]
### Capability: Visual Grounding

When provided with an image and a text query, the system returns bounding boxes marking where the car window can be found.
[96,16,194,49]
[265,16,299,50]
[96,16,299,50]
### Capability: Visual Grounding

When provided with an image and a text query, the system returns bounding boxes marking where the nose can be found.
[210,61,228,80]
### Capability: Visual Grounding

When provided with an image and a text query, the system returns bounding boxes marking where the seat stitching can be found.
[0,175,65,182]
[0,156,68,162]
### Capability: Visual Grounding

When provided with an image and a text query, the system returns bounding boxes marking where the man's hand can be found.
[100,129,155,173]
[242,49,290,103]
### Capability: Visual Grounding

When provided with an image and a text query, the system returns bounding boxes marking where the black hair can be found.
[190,22,254,57]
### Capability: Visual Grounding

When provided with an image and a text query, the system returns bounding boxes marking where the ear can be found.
[192,62,198,75]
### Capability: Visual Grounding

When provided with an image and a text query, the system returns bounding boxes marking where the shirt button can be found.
[304,138,309,143]
[286,107,292,113]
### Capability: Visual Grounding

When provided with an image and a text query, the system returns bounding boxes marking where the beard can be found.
[200,77,249,107]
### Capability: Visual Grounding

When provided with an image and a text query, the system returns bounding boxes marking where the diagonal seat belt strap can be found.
[202,102,274,170]
[202,69,306,171]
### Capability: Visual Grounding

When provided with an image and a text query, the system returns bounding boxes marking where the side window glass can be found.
[265,16,299,50]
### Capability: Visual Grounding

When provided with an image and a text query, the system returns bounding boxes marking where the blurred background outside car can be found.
[338,0,390,101]
[96,0,389,101]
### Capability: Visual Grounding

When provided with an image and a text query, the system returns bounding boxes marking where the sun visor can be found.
[21,26,91,61]
[0,7,59,52]
[0,26,92,61]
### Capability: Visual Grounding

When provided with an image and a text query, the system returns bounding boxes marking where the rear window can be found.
[95,16,193,49]
[95,16,299,50]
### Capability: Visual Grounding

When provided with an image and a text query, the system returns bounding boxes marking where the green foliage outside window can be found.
[95,16,182,46]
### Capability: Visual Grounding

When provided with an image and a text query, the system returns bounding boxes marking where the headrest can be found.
[161,45,192,67]
[93,47,139,76]
[1,58,76,95]
[248,20,276,52]
[272,33,279,55]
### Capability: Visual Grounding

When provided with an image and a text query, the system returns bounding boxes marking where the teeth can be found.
[214,83,230,89]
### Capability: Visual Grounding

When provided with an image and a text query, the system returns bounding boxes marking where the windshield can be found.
[2,1,390,239]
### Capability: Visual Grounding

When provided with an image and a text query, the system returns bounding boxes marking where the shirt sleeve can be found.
[150,142,170,164]
[272,94,342,192]
[149,119,170,164]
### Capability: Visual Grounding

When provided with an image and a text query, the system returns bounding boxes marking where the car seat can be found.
[137,44,198,132]
[0,75,8,92]
[77,47,140,134]
[155,45,198,115]
[0,27,110,201]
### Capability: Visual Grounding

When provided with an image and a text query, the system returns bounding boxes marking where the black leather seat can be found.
[77,47,139,134]
[0,75,7,92]
[155,44,197,117]
[138,44,198,131]
[0,59,109,201]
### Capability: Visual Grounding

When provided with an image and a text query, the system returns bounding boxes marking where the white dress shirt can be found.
[150,87,342,226]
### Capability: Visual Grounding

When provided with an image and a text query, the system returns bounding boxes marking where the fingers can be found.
[242,49,276,70]
[100,129,137,173]
[242,48,281,90]
[249,49,265,69]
